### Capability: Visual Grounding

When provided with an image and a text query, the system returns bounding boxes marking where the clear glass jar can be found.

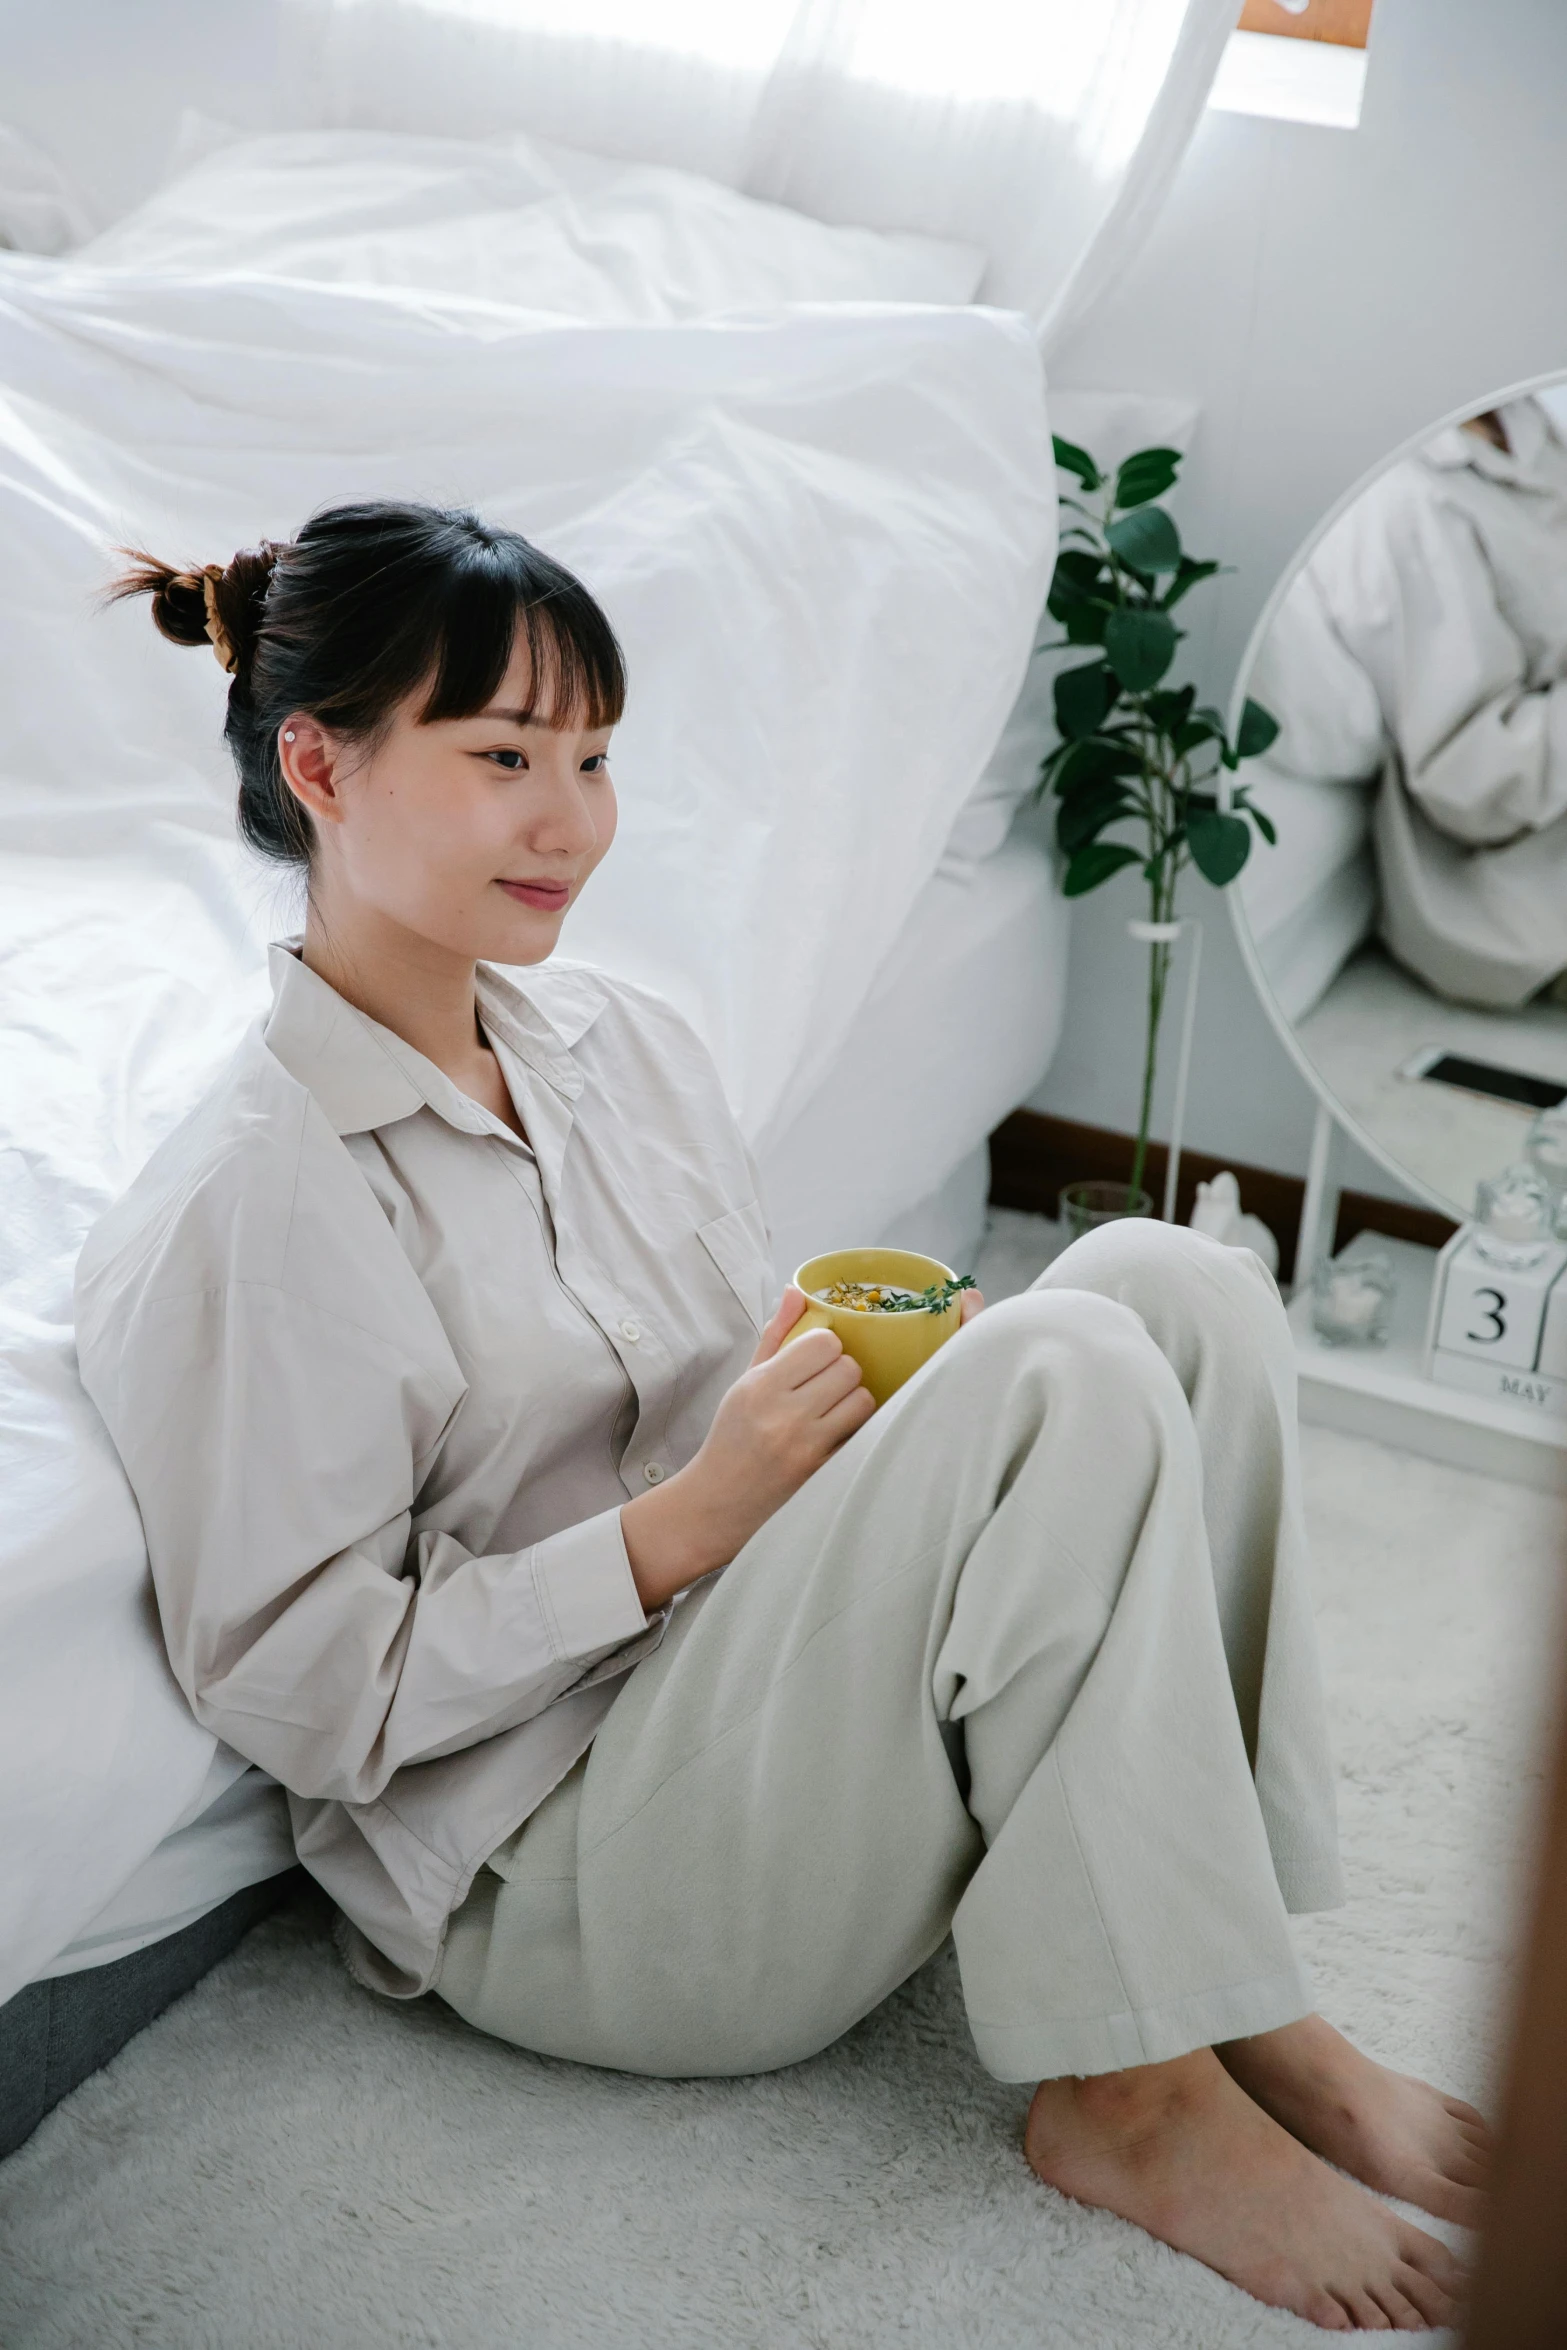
[1524,1105,1567,1228]
[1059,1180,1154,1243]
[1310,1251,1395,1348]
[1473,1161,1557,1269]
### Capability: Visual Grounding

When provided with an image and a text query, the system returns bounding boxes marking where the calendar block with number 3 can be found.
[1428,1227,1567,1415]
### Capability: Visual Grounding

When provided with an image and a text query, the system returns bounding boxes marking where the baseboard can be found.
[0,1871,303,2164]
[987,1109,1457,1288]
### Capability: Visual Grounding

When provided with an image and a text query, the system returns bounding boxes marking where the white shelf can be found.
[1291,1233,1567,1491]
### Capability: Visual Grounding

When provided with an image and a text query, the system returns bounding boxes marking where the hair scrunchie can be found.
[198,565,239,675]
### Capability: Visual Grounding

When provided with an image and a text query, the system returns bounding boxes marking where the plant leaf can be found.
[1052,434,1102,491]
[1062,599,1112,646]
[1054,661,1118,740]
[1161,556,1221,610]
[1047,549,1110,621]
[1143,684,1196,734]
[1173,715,1224,756]
[1186,809,1252,887]
[1246,803,1277,845]
[1055,548,1108,586]
[1104,607,1178,692]
[1235,697,1280,759]
[1113,446,1181,510]
[1057,781,1135,853]
[1051,737,1143,797]
[1105,505,1182,576]
[1040,732,1130,788]
[1062,840,1143,897]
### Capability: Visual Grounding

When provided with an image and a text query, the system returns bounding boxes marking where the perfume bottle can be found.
[1472,1161,1557,1270]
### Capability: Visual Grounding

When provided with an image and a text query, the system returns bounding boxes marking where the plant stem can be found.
[1128,769,1181,1207]
[1129,941,1162,1204]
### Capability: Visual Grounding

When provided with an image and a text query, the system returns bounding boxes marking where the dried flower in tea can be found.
[812,1274,976,1315]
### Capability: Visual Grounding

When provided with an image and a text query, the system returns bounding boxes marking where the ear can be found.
[277,717,345,828]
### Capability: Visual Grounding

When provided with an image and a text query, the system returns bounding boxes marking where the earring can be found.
[283,730,296,741]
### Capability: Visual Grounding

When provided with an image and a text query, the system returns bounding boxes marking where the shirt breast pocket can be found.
[697,1199,773,1335]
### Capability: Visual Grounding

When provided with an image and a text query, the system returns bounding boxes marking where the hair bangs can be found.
[418,541,625,735]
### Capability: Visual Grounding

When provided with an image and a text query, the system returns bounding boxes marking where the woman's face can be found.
[281,628,617,968]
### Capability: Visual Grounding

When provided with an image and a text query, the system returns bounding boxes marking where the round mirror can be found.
[1231,375,1567,1224]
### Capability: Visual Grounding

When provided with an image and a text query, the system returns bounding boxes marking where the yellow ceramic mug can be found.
[781,1247,965,1408]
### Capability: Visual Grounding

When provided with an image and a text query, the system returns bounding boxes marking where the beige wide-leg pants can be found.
[437,1222,1343,2083]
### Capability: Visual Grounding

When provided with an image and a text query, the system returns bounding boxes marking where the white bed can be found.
[0,127,1063,1998]
[1236,551,1386,1025]
[1237,760,1378,1025]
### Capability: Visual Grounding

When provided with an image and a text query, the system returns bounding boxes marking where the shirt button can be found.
[620,1319,641,1343]
[642,1461,666,1485]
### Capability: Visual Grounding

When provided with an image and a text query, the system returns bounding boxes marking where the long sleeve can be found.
[79,1277,650,1808]
[1318,477,1567,847]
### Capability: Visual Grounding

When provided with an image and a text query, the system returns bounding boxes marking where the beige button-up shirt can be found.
[75,944,772,1995]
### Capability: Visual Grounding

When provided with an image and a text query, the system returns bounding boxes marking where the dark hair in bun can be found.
[108,501,626,869]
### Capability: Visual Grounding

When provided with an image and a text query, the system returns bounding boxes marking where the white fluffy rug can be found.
[2,1219,1562,2350]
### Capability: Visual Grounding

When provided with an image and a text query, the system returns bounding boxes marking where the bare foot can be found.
[1219,2013,1492,2227]
[1025,2048,1465,2332]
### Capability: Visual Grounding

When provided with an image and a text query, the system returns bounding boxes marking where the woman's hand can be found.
[620,1288,875,1611]
[960,1286,985,1326]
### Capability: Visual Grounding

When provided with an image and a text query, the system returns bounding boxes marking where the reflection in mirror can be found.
[1235,383,1567,1222]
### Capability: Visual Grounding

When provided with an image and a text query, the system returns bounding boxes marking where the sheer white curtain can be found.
[301,0,1236,342]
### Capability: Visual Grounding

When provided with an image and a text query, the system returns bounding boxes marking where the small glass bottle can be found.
[1472,1161,1557,1270]
[1310,1251,1395,1347]
[1524,1105,1567,1231]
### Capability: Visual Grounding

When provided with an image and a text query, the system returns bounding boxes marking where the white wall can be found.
[1037,0,1567,1197]
[6,0,1564,1198]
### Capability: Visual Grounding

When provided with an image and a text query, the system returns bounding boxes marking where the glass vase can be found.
[1060,1179,1155,1243]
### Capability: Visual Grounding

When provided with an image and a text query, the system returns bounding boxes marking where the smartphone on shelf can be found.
[1399,1046,1567,1113]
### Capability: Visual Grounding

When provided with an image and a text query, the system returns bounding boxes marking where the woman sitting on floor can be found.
[76,502,1488,2333]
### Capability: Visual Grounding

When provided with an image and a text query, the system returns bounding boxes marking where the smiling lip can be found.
[498,879,571,910]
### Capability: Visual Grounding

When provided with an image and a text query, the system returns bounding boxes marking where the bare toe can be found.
[1370,2282,1429,2331]
[1341,2290,1394,2329]
[1218,2015,1491,2221]
[1409,2167,1485,2227]
[1393,2229,1465,2325]
[1392,2265,1460,2330]
[1397,2218,1463,2282]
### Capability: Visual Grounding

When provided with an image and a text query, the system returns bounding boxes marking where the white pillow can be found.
[75,124,987,319]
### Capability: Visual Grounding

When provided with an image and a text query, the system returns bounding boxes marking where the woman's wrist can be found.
[620,1467,733,1611]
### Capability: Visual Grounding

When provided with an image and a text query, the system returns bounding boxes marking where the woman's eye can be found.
[486,749,527,771]
[581,753,609,774]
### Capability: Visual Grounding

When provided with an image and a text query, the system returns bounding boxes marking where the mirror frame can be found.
[1224,364,1567,1222]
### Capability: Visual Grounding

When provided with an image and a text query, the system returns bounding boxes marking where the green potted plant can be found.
[1036,434,1278,1228]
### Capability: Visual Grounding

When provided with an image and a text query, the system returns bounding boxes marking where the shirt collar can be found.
[262,940,608,1139]
[1422,395,1554,485]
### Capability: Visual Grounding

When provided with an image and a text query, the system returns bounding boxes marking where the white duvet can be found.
[0,131,1054,1996]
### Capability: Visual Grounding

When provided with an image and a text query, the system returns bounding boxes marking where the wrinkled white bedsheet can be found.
[0,230,1052,1996]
